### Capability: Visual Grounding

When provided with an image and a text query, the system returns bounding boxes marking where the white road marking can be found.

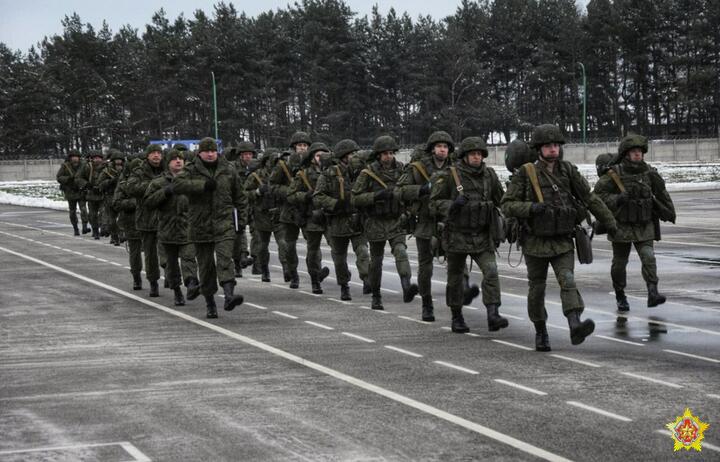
[464,306,479,310]
[465,332,480,337]
[305,320,334,330]
[385,345,423,358]
[328,297,352,305]
[550,354,601,368]
[358,305,371,310]
[620,372,683,389]
[0,441,150,461]
[299,290,320,297]
[0,245,571,462]
[245,302,267,310]
[272,311,298,319]
[546,322,569,331]
[398,315,432,325]
[434,361,479,375]
[708,394,720,399]
[566,401,632,422]
[503,313,524,320]
[663,349,720,364]
[594,335,646,347]
[109,261,123,267]
[492,339,533,351]
[342,332,376,343]
[494,379,548,396]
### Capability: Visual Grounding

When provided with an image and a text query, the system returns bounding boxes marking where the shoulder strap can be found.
[335,166,345,200]
[449,167,463,193]
[63,163,74,176]
[606,169,626,193]
[297,169,314,192]
[524,163,544,203]
[250,172,263,187]
[361,168,388,189]
[411,161,431,182]
[278,160,293,182]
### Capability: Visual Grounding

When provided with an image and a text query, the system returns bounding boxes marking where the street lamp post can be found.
[578,62,587,144]
[211,71,219,141]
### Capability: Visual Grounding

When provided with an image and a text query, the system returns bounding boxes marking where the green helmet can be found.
[289,131,311,148]
[108,148,125,161]
[163,148,185,165]
[369,135,399,162]
[237,141,257,155]
[457,137,488,158]
[333,139,360,159]
[504,139,534,172]
[66,150,81,160]
[145,144,163,157]
[260,147,280,167]
[618,134,648,157]
[595,153,615,176]
[301,142,329,167]
[530,124,566,149]
[88,149,104,160]
[198,137,218,153]
[426,131,455,153]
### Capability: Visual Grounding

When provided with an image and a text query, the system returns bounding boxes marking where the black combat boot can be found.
[173,287,185,306]
[421,295,435,322]
[486,304,509,331]
[72,223,80,236]
[240,253,254,268]
[92,226,100,240]
[252,261,262,275]
[317,266,330,283]
[371,287,384,310]
[567,310,595,345]
[261,265,271,282]
[132,273,142,291]
[185,277,200,301]
[311,274,323,294]
[289,270,299,289]
[615,290,630,313]
[163,278,170,288]
[450,306,469,333]
[362,278,372,295]
[647,283,666,307]
[81,222,90,234]
[222,281,244,311]
[233,259,243,278]
[205,295,218,319]
[463,275,480,306]
[534,321,551,352]
[283,265,291,282]
[100,226,110,237]
[400,276,419,303]
[340,284,351,301]
[149,280,159,297]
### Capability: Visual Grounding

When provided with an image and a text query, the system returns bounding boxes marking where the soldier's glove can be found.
[449,194,467,212]
[304,191,313,202]
[530,202,547,215]
[204,178,217,192]
[258,184,270,196]
[334,197,347,212]
[164,184,174,197]
[374,189,393,201]
[616,192,630,206]
[418,182,431,196]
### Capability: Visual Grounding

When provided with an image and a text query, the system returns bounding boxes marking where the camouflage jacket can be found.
[398,154,450,239]
[351,159,406,242]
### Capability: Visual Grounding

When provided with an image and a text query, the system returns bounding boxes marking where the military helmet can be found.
[457,137,488,158]
[144,143,163,157]
[289,131,311,148]
[237,140,257,154]
[618,134,648,157]
[308,142,330,156]
[173,143,188,151]
[530,124,566,149]
[333,139,360,159]
[198,137,218,152]
[504,139,534,172]
[88,149,104,160]
[426,131,455,153]
[66,150,81,160]
[260,147,279,167]
[107,148,125,161]
[595,153,615,176]
[369,135,399,162]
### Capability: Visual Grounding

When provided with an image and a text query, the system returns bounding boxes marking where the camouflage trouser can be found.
[329,234,369,285]
[140,230,160,282]
[195,239,235,296]
[127,238,143,277]
[415,237,434,298]
[233,225,249,260]
[162,243,198,289]
[254,230,272,268]
[67,199,88,225]
[446,251,500,308]
[278,223,300,272]
[103,197,118,239]
[368,236,411,295]
[87,200,103,230]
[272,223,287,268]
[525,251,584,322]
[611,240,658,291]
[303,229,325,278]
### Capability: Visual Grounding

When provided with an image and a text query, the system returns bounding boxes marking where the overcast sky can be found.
[1,0,588,53]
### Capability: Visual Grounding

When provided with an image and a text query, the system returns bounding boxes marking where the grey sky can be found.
[1,1,588,54]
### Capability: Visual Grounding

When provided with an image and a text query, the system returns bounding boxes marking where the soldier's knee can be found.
[638,245,655,260]
[558,269,576,288]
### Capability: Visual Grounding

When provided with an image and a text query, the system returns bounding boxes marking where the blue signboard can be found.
[149,139,224,153]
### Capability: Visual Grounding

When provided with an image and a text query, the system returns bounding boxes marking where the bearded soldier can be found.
[56,150,88,235]
[502,124,617,351]
[97,149,125,245]
[593,134,675,312]
[314,139,371,300]
[352,135,419,310]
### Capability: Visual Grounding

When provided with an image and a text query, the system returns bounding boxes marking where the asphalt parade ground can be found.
[1,190,719,461]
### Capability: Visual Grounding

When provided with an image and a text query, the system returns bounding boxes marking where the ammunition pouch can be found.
[530,205,577,237]
[369,197,401,218]
[616,198,653,224]
[449,200,493,232]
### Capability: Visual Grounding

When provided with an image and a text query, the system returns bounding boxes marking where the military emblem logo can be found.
[666,408,709,451]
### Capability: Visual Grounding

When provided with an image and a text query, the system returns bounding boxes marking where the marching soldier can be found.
[127,144,165,297]
[174,137,247,319]
[287,142,331,294]
[229,141,258,277]
[502,124,617,351]
[593,134,675,312]
[430,137,508,333]
[75,150,106,240]
[56,150,88,236]
[398,131,453,321]
[97,149,125,245]
[144,148,200,306]
[113,156,144,290]
[352,135,419,310]
[314,139,371,300]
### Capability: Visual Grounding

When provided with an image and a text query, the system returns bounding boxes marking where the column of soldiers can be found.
[56,125,675,351]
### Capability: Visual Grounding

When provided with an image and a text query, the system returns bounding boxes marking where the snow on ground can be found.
[1,163,719,211]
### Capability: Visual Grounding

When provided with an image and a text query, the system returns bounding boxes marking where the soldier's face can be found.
[313,152,324,165]
[540,143,560,161]
[379,151,394,166]
[627,148,644,163]
[465,151,484,167]
[168,157,185,174]
[240,152,254,164]
[147,151,162,167]
[92,156,104,165]
[114,159,124,168]
[69,156,80,165]
[199,150,218,163]
[295,143,309,154]
[433,143,449,160]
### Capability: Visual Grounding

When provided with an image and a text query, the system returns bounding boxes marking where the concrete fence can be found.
[3,138,719,181]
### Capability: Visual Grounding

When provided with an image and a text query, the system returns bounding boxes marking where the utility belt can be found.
[616,198,653,224]
[449,200,493,232]
[530,205,577,237]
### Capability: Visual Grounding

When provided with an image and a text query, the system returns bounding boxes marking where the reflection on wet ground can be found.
[615,314,668,342]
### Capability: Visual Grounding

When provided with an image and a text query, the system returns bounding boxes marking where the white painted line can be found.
[464,306,479,310]
[441,326,451,331]
[96,258,109,263]
[494,379,548,396]
[305,320,334,330]
[328,297,352,305]
[503,313,524,320]
[0,441,150,461]
[245,302,267,310]
[119,441,152,461]
[550,354,601,368]
[664,349,720,364]
[546,322,569,331]
[109,261,123,267]
[0,245,571,462]
[299,290,320,297]
[654,429,720,453]
[358,305,371,310]
[384,345,423,358]
[708,394,720,399]
[465,333,480,337]
[620,372,683,389]
[566,401,632,422]
[342,332,376,343]
[398,315,432,325]
[595,335,645,347]
[434,361,479,375]
[272,311,298,320]
[492,339,533,351]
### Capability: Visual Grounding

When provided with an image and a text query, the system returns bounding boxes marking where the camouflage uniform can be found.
[97,149,125,244]
[112,159,144,289]
[75,151,107,239]
[55,151,88,235]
